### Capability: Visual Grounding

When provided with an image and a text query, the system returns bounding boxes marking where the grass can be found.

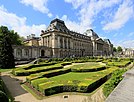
[31,66,118,94]
[0,68,12,72]
[12,63,63,76]
[71,62,106,72]
[26,67,70,81]
[22,84,43,100]
[107,61,131,67]
[12,61,121,96]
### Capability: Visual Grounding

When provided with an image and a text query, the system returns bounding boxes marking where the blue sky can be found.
[0,0,134,48]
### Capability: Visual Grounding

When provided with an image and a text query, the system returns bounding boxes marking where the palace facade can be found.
[13,18,113,60]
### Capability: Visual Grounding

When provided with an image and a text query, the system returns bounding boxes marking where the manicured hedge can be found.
[38,73,112,96]
[26,67,71,82]
[71,65,106,72]
[12,62,57,75]
[44,85,78,96]
[103,69,127,97]
[13,64,63,76]
[107,61,131,67]
[31,78,48,90]
[30,67,117,96]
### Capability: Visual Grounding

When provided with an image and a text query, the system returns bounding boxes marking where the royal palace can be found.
[13,19,113,60]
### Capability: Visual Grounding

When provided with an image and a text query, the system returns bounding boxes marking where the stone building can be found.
[13,18,113,60]
[124,48,134,57]
[84,29,113,56]
[40,19,93,58]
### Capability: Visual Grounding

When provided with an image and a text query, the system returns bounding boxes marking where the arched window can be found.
[17,49,22,57]
[41,50,45,57]
[24,49,29,56]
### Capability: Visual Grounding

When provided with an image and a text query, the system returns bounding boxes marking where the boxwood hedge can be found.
[30,67,118,96]
[71,65,106,72]
[13,64,63,76]
[26,67,71,82]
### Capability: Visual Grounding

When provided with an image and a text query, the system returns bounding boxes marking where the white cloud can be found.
[119,40,134,48]
[64,0,88,9]
[0,5,46,37]
[61,15,87,33]
[103,0,134,31]
[19,0,52,17]
[113,39,134,48]
[64,0,122,33]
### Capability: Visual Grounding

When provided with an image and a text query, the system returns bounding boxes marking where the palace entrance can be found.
[41,50,45,57]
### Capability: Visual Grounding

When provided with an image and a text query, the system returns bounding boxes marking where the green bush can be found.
[13,64,63,76]
[0,85,4,91]
[26,67,71,82]
[31,78,48,90]
[103,69,127,97]
[0,90,9,102]
[107,61,131,67]
[39,73,110,96]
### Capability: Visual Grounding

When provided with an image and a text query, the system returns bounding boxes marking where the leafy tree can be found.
[0,29,23,45]
[117,46,123,52]
[9,30,23,45]
[0,90,9,102]
[0,26,15,68]
[113,47,117,52]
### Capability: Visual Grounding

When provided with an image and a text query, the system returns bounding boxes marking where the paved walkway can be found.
[105,67,134,102]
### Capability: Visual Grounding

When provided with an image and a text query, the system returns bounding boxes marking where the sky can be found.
[0,0,134,48]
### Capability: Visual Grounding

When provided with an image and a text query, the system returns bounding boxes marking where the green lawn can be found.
[71,62,106,72]
[11,61,122,96]
[40,67,117,87]
[30,66,118,95]
[0,68,12,72]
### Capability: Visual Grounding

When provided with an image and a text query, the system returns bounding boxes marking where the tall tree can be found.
[0,26,15,68]
[9,30,23,45]
[113,47,117,52]
[117,46,123,52]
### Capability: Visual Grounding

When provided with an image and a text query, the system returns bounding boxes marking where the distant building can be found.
[24,34,40,46]
[124,48,134,57]
[13,18,113,60]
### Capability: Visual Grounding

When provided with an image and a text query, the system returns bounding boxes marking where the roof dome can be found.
[84,29,99,38]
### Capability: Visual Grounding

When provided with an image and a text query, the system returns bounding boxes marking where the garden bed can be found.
[28,67,118,96]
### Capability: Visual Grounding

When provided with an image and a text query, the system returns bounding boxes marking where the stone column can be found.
[95,43,98,56]
[22,49,24,58]
[63,37,65,48]
[49,36,51,47]
[57,36,60,48]
[47,36,49,46]
[66,38,68,49]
